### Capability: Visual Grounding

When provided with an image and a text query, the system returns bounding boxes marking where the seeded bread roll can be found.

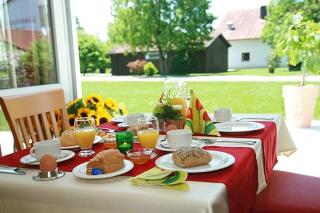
[172,147,212,168]
[86,149,124,174]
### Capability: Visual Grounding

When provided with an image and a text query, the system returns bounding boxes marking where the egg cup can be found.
[32,168,65,181]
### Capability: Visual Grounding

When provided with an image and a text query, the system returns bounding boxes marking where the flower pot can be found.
[282,85,319,128]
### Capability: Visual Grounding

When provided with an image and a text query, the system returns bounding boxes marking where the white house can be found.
[214,7,286,69]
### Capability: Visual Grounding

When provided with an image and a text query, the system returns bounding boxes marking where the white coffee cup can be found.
[125,113,145,126]
[30,139,61,160]
[214,108,232,122]
[167,129,192,149]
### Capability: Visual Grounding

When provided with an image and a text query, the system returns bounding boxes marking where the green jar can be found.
[116,131,133,154]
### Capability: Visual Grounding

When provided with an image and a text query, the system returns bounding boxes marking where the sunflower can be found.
[77,108,95,118]
[68,114,77,128]
[96,111,112,125]
[85,95,104,106]
[104,98,118,111]
[67,98,84,114]
[118,103,128,115]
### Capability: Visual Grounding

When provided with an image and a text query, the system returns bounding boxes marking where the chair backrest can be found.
[0,88,70,150]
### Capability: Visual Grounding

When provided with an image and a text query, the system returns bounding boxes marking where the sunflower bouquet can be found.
[66,95,128,128]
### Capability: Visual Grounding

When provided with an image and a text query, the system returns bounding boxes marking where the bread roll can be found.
[172,147,212,168]
[86,149,124,174]
[60,130,78,147]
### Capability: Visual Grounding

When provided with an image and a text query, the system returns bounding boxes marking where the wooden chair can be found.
[0,88,70,150]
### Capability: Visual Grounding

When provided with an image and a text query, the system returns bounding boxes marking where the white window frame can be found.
[0,0,81,102]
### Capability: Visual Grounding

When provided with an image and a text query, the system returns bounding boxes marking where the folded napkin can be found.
[97,122,125,132]
[131,167,189,191]
[184,90,220,136]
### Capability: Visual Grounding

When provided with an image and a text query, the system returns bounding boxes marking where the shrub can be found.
[170,50,197,75]
[267,53,280,73]
[143,62,158,76]
[126,59,146,75]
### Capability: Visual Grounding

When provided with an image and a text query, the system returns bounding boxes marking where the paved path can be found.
[81,74,320,82]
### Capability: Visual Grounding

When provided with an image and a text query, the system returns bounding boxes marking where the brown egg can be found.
[165,124,177,132]
[39,154,57,172]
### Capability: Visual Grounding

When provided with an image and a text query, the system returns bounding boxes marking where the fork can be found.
[239,117,274,121]
[193,138,256,145]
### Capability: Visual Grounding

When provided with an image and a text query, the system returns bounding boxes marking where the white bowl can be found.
[167,129,192,149]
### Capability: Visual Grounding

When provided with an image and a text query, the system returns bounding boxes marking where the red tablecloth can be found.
[0,121,277,213]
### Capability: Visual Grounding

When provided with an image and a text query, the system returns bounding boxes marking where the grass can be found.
[1,78,319,131]
[82,80,320,118]
[191,67,303,76]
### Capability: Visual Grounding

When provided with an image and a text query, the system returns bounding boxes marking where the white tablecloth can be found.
[0,114,296,213]
[234,114,296,156]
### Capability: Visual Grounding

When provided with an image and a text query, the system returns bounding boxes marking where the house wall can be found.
[111,53,145,75]
[206,38,229,72]
[228,39,286,69]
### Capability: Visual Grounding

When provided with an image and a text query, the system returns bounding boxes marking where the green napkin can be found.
[130,167,189,191]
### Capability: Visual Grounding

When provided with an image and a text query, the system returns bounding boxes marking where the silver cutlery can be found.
[193,138,256,145]
[0,165,26,175]
[240,117,274,121]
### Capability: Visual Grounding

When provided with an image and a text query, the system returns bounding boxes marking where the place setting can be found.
[211,108,266,133]
[156,129,205,152]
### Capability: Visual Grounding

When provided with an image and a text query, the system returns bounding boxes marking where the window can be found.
[0,0,57,90]
[241,52,250,62]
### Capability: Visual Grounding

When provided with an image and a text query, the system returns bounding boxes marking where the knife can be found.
[0,165,26,175]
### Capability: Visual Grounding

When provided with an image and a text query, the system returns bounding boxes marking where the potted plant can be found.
[153,93,184,130]
[275,12,320,127]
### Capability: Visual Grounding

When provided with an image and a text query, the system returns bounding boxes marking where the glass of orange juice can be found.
[137,117,159,158]
[74,117,96,157]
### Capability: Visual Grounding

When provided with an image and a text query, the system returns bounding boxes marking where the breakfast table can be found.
[0,114,296,213]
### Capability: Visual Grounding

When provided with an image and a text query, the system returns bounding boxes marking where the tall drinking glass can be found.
[74,117,96,157]
[137,117,159,158]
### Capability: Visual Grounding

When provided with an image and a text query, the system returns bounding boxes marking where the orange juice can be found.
[171,96,187,119]
[74,128,96,149]
[138,129,159,149]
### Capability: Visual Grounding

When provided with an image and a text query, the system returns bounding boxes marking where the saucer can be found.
[155,140,205,152]
[20,150,75,165]
[211,116,240,123]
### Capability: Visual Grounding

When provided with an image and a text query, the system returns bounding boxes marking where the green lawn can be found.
[82,81,320,118]
[193,67,303,76]
[1,81,319,131]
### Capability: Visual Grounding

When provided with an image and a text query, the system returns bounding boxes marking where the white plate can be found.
[72,160,134,179]
[111,115,126,123]
[20,150,75,165]
[156,140,205,152]
[215,121,265,133]
[211,116,240,123]
[61,136,103,150]
[155,151,235,173]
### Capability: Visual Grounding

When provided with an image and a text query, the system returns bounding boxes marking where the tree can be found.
[77,29,110,75]
[262,0,320,48]
[274,13,320,86]
[108,0,214,75]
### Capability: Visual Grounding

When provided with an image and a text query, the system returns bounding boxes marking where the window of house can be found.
[241,52,250,62]
[0,0,57,90]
